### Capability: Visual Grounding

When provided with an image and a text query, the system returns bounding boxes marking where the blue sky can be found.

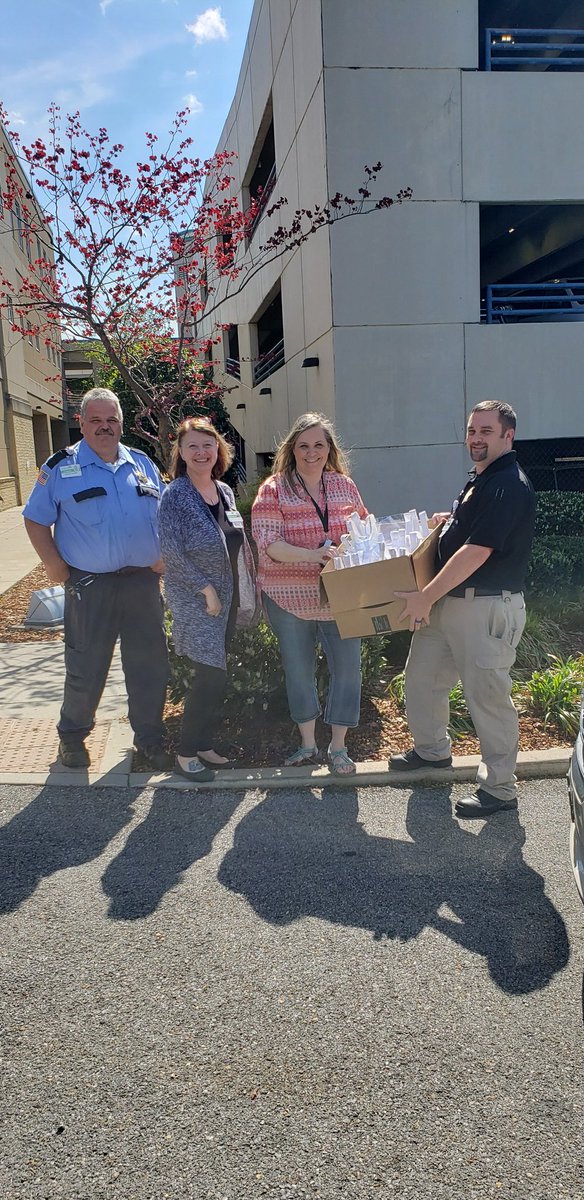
[0,1,255,164]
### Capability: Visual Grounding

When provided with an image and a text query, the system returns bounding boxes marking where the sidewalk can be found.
[0,504,572,789]
[0,504,41,595]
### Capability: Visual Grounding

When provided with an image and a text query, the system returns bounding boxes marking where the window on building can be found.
[12,199,24,250]
[219,228,234,268]
[515,436,584,492]
[480,1,584,71]
[35,332,40,350]
[480,202,584,322]
[245,112,276,242]
[7,297,14,327]
[225,325,240,379]
[253,288,285,385]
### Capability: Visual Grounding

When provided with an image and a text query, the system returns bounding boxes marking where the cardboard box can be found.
[320,525,441,637]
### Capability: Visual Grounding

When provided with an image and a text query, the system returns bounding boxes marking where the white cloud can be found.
[1,33,183,123]
[7,110,26,126]
[186,7,228,45]
[185,69,198,77]
[99,0,114,13]
[183,93,204,114]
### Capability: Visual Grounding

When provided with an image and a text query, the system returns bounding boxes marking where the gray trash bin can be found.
[23,586,65,628]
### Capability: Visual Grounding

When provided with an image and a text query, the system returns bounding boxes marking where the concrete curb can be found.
[0,742,570,790]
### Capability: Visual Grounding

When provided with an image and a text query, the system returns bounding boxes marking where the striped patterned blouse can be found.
[252,470,367,619]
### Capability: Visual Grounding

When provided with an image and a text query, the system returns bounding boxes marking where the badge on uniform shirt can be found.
[37,468,49,486]
[134,469,150,484]
[60,463,82,477]
[225,510,244,529]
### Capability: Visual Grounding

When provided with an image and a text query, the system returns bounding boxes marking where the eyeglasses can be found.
[65,574,96,601]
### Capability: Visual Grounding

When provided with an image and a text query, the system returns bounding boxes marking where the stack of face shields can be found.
[331,509,431,569]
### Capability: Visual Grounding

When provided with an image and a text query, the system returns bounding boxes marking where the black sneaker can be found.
[389,748,452,771]
[455,788,517,819]
[174,757,216,784]
[59,740,90,769]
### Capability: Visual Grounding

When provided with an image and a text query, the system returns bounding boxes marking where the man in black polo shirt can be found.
[390,400,535,818]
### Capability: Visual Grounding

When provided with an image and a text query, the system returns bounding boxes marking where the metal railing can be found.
[485,28,584,70]
[253,337,285,385]
[225,356,240,380]
[246,162,277,242]
[232,457,247,485]
[483,281,584,323]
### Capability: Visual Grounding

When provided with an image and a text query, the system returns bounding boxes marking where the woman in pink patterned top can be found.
[252,413,367,775]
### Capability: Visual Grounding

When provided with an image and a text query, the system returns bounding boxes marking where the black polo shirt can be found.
[436,451,535,595]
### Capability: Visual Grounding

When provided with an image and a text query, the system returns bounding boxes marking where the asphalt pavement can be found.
[1,776,582,1200]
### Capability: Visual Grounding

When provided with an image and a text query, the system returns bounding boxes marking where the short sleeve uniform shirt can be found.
[23,440,164,572]
[437,451,535,595]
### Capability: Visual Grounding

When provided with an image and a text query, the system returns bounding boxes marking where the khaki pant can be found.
[404,591,526,802]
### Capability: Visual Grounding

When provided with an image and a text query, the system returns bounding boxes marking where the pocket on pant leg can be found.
[475,598,525,669]
[63,590,92,653]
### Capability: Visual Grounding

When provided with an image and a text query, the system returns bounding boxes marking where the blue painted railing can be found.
[253,337,285,384]
[483,282,584,323]
[486,28,584,70]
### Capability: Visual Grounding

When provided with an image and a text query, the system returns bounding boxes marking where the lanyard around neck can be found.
[295,470,329,532]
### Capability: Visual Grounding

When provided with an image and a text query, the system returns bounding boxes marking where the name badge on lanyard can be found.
[225,509,244,529]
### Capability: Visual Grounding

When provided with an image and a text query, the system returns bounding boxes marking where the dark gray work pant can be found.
[58,567,168,748]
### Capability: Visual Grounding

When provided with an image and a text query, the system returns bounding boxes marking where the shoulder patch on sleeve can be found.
[46,447,71,470]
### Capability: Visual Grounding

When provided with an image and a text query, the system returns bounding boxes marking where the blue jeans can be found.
[263,593,362,727]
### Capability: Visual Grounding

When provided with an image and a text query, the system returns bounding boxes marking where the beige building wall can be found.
[199,0,584,513]
[0,124,65,508]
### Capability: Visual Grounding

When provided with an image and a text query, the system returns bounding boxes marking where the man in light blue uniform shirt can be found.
[23,387,169,769]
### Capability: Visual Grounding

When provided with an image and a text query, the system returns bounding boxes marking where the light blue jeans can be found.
[263,593,362,727]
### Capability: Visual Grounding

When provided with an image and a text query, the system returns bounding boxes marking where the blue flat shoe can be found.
[284,746,320,767]
[327,745,356,776]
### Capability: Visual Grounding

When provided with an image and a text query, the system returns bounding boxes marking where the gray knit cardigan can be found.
[159,475,236,669]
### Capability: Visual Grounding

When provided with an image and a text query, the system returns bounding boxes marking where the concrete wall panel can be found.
[331,202,480,326]
[269,0,292,73]
[333,324,466,447]
[462,74,584,201]
[272,32,297,167]
[325,68,462,202]
[350,443,469,517]
[291,0,324,125]
[464,323,584,438]
[249,3,274,132]
[322,0,477,69]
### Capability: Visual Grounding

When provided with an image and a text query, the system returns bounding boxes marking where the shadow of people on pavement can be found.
[0,786,134,915]
[217,784,569,995]
[101,787,244,920]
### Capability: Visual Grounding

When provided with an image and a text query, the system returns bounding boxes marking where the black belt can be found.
[449,586,519,599]
[112,566,150,576]
[69,565,150,577]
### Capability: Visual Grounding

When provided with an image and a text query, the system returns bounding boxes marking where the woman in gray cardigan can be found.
[159,418,253,783]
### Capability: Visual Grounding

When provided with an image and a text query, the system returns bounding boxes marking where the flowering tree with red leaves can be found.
[0,104,411,469]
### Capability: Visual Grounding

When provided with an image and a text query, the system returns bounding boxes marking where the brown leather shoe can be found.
[58,740,90,769]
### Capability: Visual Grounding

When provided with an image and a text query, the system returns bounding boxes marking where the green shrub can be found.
[225,620,287,714]
[533,491,584,537]
[527,536,584,593]
[513,609,570,677]
[524,655,584,738]
[527,492,584,594]
[387,672,475,740]
[166,612,287,712]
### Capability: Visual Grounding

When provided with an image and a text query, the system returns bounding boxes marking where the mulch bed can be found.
[0,564,63,643]
[2,568,571,767]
